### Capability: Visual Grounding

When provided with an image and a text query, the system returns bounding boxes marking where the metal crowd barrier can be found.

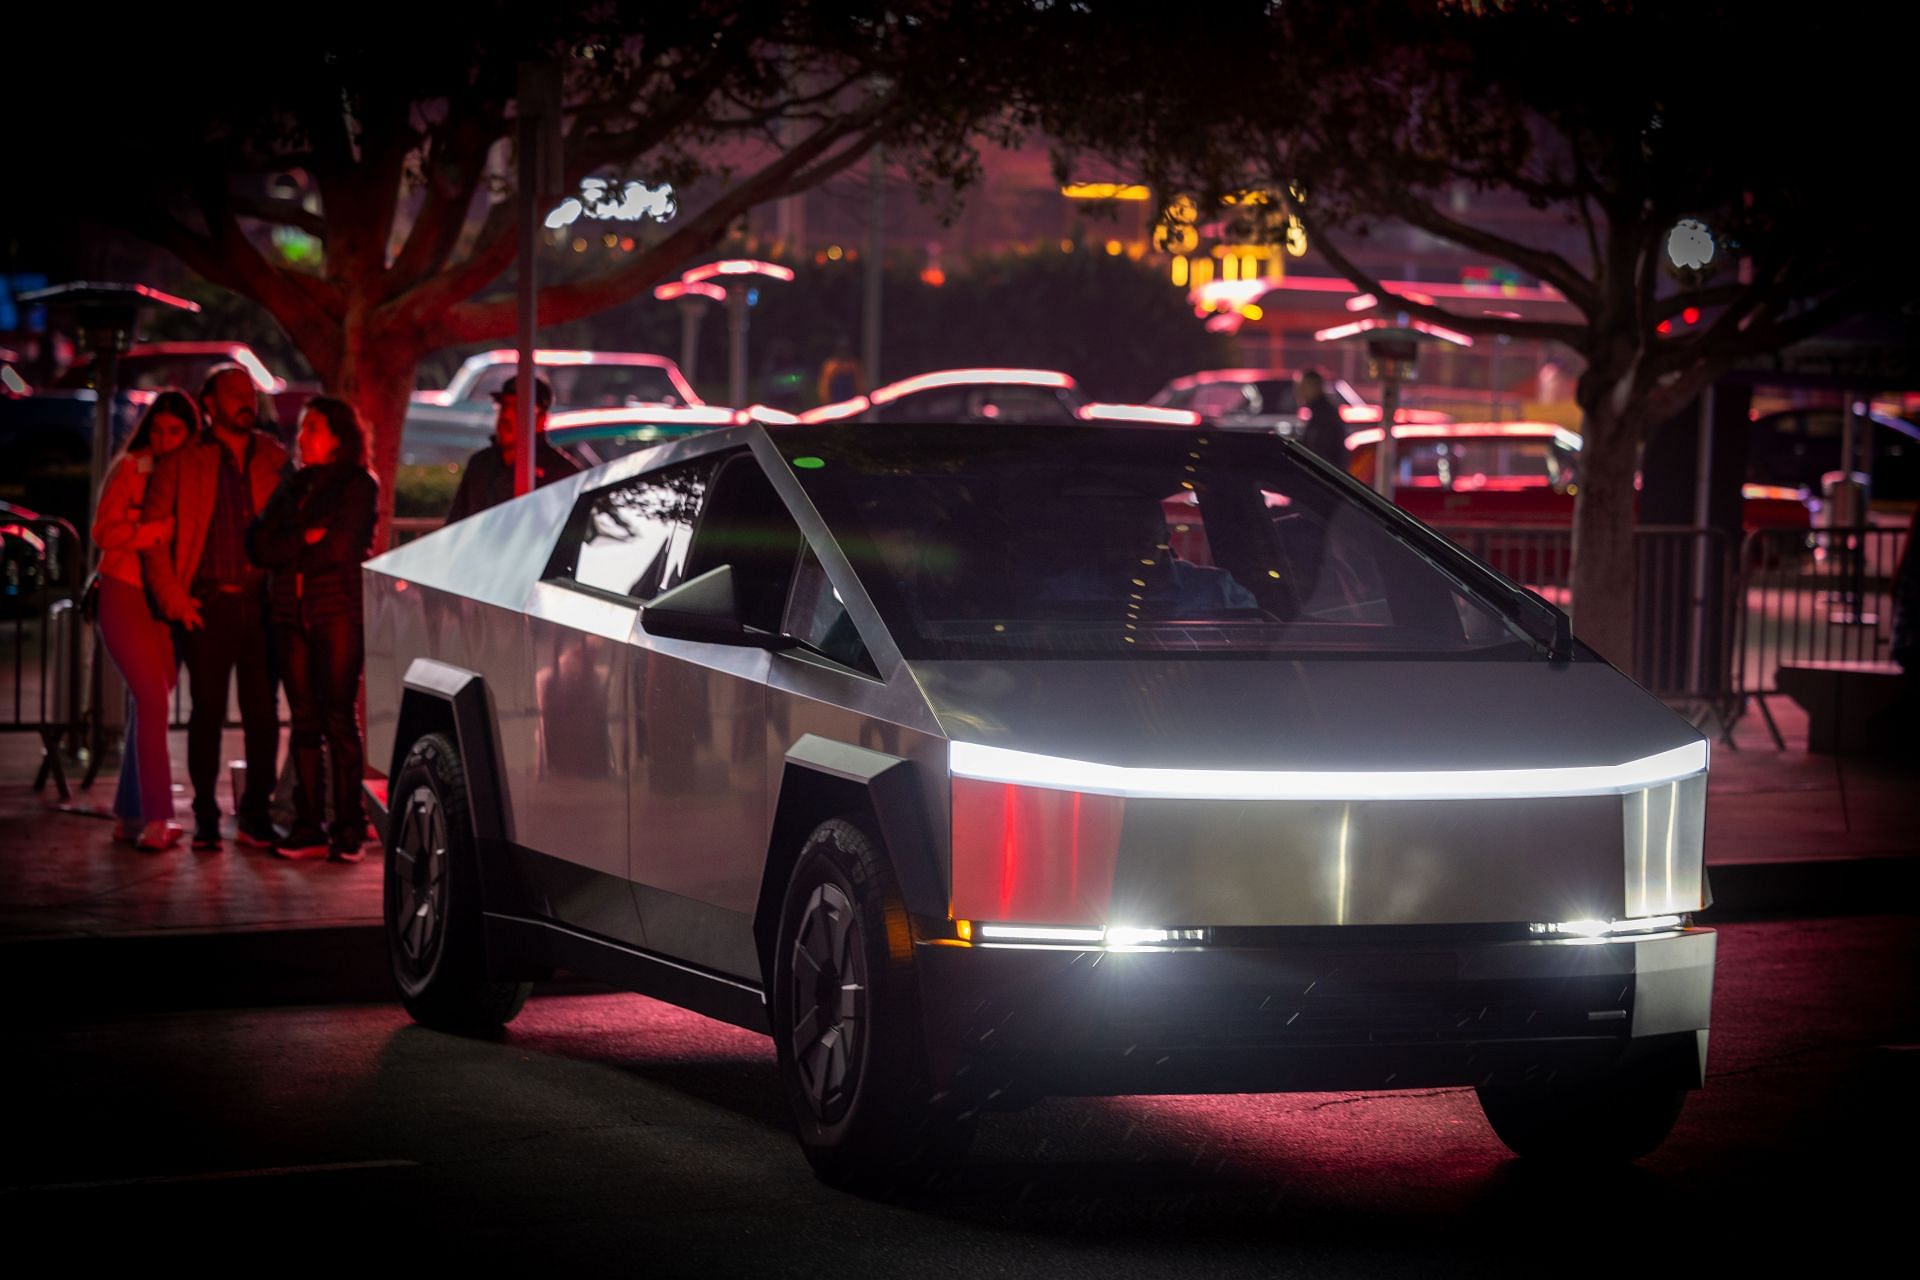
[1,502,84,796]
[1732,524,1909,748]
[1433,523,1741,723]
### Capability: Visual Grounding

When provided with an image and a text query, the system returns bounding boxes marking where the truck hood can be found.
[907,657,1702,774]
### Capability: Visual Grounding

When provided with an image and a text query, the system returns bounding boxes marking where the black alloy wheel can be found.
[772,816,972,1193]
[390,782,449,989]
[787,880,870,1124]
[384,732,529,1033]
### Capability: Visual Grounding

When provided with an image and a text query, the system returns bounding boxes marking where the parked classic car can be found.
[800,367,1090,425]
[1149,367,1452,436]
[363,420,1716,1190]
[545,404,796,470]
[402,348,701,466]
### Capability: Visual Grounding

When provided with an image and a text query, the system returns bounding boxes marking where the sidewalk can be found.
[2,700,1914,1011]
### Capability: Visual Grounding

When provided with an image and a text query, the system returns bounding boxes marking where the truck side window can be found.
[546,457,716,601]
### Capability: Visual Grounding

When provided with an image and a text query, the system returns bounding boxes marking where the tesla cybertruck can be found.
[363,421,1715,1187]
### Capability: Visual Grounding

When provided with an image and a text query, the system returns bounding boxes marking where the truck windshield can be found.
[778,425,1546,661]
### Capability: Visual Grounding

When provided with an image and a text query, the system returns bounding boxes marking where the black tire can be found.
[771,816,972,1193]
[1477,1077,1688,1162]
[385,732,530,1033]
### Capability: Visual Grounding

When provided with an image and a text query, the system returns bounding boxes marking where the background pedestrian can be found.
[248,396,378,861]
[140,365,288,850]
[1295,369,1348,467]
[443,373,578,523]
[92,388,195,851]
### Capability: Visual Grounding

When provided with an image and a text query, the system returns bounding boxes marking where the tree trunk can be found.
[1569,396,1642,669]
[335,341,424,555]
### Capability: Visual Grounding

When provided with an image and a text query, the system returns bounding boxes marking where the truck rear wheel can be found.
[385,732,529,1034]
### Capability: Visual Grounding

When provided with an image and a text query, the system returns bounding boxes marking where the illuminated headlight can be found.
[1529,915,1687,939]
[969,922,1209,948]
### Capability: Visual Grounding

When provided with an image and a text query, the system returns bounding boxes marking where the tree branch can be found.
[386,115,496,293]
[435,98,896,344]
[1377,188,1595,311]
[1308,223,1587,346]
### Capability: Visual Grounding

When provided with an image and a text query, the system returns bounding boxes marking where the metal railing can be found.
[1732,524,1909,746]
[1,502,85,796]
[1431,523,1740,710]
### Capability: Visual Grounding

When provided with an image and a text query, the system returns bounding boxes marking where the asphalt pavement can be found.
[3,915,1913,1272]
[0,692,1914,1015]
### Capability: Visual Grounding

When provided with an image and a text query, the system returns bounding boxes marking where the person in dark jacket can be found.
[248,395,378,861]
[443,373,580,523]
[1295,369,1349,467]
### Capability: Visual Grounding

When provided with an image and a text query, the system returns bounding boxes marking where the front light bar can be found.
[1529,915,1687,938]
[968,922,1209,948]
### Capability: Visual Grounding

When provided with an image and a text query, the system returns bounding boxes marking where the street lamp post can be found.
[670,260,795,405]
[651,280,724,388]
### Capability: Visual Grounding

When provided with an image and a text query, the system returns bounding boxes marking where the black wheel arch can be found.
[754,735,945,989]
[390,658,511,848]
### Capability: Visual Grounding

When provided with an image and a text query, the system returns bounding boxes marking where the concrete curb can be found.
[9,857,1912,1016]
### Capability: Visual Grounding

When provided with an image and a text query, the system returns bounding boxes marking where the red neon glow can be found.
[681,259,797,284]
[1343,421,1573,451]
[1336,405,1455,426]
[1682,307,1701,325]
[130,284,201,312]
[1742,483,1808,503]
[1272,275,1565,303]
[1079,403,1202,425]
[653,280,727,303]
[950,777,1125,925]
[1312,317,1475,348]
[797,396,871,423]
[1346,289,1435,311]
[869,368,1075,405]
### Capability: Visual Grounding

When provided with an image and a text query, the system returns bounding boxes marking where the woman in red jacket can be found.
[248,396,379,861]
[94,390,196,850]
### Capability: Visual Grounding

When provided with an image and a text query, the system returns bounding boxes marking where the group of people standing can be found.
[93,366,377,861]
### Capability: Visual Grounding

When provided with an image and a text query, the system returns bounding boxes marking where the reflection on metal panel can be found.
[948,790,1626,927]
[518,583,633,925]
[1622,773,1708,916]
[626,626,769,972]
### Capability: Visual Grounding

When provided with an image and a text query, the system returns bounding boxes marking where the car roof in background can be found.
[798,367,1083,424]
[1343,420,1583,452]
[546,404,795,439]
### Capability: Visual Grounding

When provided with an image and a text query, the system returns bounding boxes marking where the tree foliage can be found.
[7,1,1038,539]
[1039,0,1916,660]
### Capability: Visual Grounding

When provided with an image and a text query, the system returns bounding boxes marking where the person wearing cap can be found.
[443,373,581,524]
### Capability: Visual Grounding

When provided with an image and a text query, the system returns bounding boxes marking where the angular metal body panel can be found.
[363,421,1715,1101]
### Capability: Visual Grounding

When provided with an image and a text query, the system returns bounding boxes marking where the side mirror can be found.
[640,564,797,650]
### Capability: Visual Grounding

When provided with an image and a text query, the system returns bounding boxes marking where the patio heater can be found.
[1314,313,1473,496]
[17,281,200,805]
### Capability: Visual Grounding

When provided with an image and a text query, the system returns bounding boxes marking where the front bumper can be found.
[914,926,1714,1098]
